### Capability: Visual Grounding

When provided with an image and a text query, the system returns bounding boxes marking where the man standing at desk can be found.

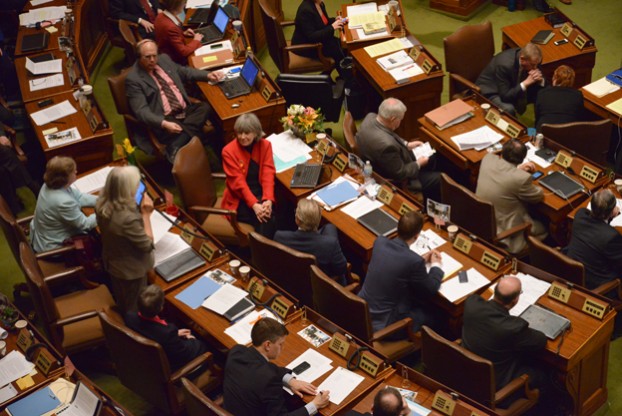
[224,317,330,415]
[476,139,545,254]
[476,43,546,116]
[126,39,222,163]
[358,211,444,334]
[356,98,441,201]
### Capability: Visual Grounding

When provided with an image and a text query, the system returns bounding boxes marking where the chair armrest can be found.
[55,310,99,327]
[593,279,621,297]
[211,172,226,180]
[43,266,84,285]
[170,351,213,383]
[494,374,530,403]
[284,43,325,53]
[189,205,251,243]
[35,245,77,260]
[15,215,34,226]
[449,73,480,92]
[371,317,413,342]
[343,282,359,293]
[494,222,531,243]
[280,20,295,27]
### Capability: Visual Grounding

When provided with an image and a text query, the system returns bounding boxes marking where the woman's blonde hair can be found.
[96,166,141,219]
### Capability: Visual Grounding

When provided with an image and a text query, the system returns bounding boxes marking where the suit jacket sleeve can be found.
[604,232,622,269]
[222,145,259,208]
[157,17,202,59]
[260,140,276,203]
[294,1,335,44]
[410,257,443,296]
[109,0,140,23]
[263,368,310,416]
[516,174,544,204]
[58,191,97,232]
[515,319,547,351]
[126,70,165,130]
[380,144,419,181]
[495,62,524,104]
[122,212,155,253]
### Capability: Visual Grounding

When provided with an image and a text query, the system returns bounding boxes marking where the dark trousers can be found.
[160,102,211,162]
[0,145,38,214]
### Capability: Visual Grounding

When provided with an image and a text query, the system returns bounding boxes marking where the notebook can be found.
[357,208,398,237]
[21,32,49,53]
[519,304,571,339]
[531,30,554,45]
[6,385,61,416]
[218,57,259,99]
[290,163,323,188]
[424,99,474,130]
[155,247,206,282]
[187,0,220,25]
[196,6,229,44]
[538,171,584,199]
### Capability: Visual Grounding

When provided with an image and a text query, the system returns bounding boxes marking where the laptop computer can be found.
[538,171,584,199]
[187,0,220,25]
[155,248,206,282]
[55,381,102,416]
[218,57,259,99]
[357,208,399,237]
[196,6,229,44]
[291,163,323,188]
[21,32,49,53]
[519,304,571,339]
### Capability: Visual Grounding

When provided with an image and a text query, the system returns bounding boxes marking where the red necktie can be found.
[139,0,156,23]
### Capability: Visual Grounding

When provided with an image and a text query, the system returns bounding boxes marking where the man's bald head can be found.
[494,275,522,308]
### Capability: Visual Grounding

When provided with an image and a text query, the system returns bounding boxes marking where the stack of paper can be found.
[488,273,551,316]
[410,229,447,256]
[29,74,64,92]
[439,267,489,302]
[377,50,413,71]
[0,351,36,388]
[451,125,503,151]
[266,130,313,173]
[72,166,113,194]
[285,349,333,384]
[583,77,620,98]
[30,100,77,126]
[25,57,62,75]
[364,38,404,58]
[340,195,383,219]
[412,142,436,159]
[154,232,189,266]
[202,284,249,315]
[427,252,463,280]
[317,367,365,405]
[524,142,552,168]
[425,99,474,130]
[606,97,622,116]
[19,6,67,26]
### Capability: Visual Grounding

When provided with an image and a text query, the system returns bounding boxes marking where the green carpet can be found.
[2,0,622,414]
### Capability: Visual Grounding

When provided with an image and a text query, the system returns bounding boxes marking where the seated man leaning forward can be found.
[356,98,440,201]
[344,386,411,416]
[125,39,223,163]
[274,199,348,285]
[125,284,208,371]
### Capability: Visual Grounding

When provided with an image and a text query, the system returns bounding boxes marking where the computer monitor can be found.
[241,57,259,87]
[213,7,229,33]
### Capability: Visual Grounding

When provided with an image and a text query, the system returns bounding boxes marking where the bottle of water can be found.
[363,161,373,180]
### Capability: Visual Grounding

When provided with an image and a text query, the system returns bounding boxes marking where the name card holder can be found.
[431,391,456,415]
[16,328,33,352]
[332,152,348,172]
[408,46,440,75]
[247,276,265,301]
[181,224,195,245]
[257,72,277,102]
[565,25,594,50]
[377,185,394,205]
[548,280,611,320]
[34,347,59,376]
[560,22,573,37]
[454,233,510,272]
[484,109,523,138]
[199,241,218,262]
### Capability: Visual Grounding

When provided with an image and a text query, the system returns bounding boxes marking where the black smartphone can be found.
[458,270,468,283]
[292,361,310,375]
[135,181,146,206]
[532,171,544,181]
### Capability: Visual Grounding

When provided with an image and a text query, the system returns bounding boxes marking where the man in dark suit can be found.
[358,211,444,333]
[125,285,207,371]
[223,317,330,416]
[476,43,546,116]
[126,39,222,162]
[109,0,160,39]
[356,98,440,201]
[462,276,547,390]
[344,386,409,416]
[274,199,348,284]
[565,189,622,292]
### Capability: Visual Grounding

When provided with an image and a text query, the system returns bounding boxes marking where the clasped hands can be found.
[289,379,330,409]
[524,68,544,87]
[422,249,442,266]
[252,200,272,223]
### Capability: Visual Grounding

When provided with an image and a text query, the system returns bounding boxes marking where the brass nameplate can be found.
[422,59,433,74]
[247,277,265,301]
[432,391,456,416]
[505,123,521,139]
[560,23,573,37]
[377,186,394,205]
[316,139,330,156]
[387,14,397,32]
[409,47,421,61]
[359,351,383,378]
[579,165,600,183]
[35,348,56,376]
[181,225,194,244]
[582,298,607,320]
[574,34,587,50]
[333,153,348,172]
[16,329,33,352]
[548,281,571,304]
[328,333,350,358]
[453,234,472,255]
[554,151,573,168]
[199,241,217,262]
[398,202,414,216]
[480,251,501,271]
[271,297,291,319]
[485,109,501,125]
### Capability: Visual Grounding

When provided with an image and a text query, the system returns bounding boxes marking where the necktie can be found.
[152,70,185,117]
[139,0,156,23]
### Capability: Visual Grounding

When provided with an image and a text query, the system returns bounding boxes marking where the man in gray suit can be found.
[356,98,440,201]
[476,139,546,254]
[126,39,223,162]
[476,43,546,116]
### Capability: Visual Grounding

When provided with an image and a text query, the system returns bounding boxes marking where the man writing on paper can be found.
[476,139,546,254]
[344,386,411,416]
[358,211,444,334]
[476,43,546,116]
[126,39,223,163]
[224,317,330,415]
[356,98,441,202]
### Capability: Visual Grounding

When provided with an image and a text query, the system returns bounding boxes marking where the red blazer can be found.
[154,13,202,65]
[221,138,276,212]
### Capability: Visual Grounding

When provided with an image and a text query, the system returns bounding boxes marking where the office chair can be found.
[343,110,360,156]
[421,326,539,415]
[258,0,334,74]
[541,120,612,166]
[310,265,420,363]
[117,20,142,64]
[172,137,254,247]
[276,74,345,123]
[101,0,127,58]
[444,21,494,98]
[182,378,233,416]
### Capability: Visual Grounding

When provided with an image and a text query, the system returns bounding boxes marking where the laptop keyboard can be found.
[197,25,222,43]
[291,164,322,187]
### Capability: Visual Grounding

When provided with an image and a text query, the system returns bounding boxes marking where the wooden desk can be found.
[15,50,76,103]
[350,42,444,139]
[24,91,113,173]
[501,15,597,87]
[15,24,61,56]
[339,0,406,52]
[581,85,622,129]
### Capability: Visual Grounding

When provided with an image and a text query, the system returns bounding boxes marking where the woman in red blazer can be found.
[222,113,276,237]
[154,0,203,65]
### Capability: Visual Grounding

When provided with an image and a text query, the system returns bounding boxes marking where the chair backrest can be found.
[527,235,585,286]
[249,232,316,307]
[276,74,344,122]
[258,0,286,72]
[172,137,218,223]
[0,195,23,262]
[107,69,132,116]
[541,120,612,166]
[309,265,374,342]
[444,21,494,97]
[182,378,233,416]
[440,173,497,242]
[98,310,177,414]
[422,326,496,407]
[343,111,359,155]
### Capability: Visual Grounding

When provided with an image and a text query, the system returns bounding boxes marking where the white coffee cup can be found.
[229,260,241,276]
[239,266,251,281]
[614,179,622,194]
[0,327,7,340]
[14,320,27,330]
[447,225,459,242]
[0,340,6,357]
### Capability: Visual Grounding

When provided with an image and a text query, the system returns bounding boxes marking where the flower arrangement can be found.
[121,138,137,165]
[280,105,325,136]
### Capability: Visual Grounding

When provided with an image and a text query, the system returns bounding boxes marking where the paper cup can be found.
[229,260,241,276]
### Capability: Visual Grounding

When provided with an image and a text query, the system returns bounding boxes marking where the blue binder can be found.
[606,69,622,87]
[6,385,61,416]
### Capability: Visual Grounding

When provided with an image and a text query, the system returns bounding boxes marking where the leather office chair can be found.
[421,326,539,416]
[275,74,345,123]
[444,21,494,98]
[343,110,359,156]
[541,120,612,166]
[310,265,420,363]
[172,137,254,247]
[101,0,127,58]
[258,0,334,74]
[99,310,219,415]
[117,20,142,65]
[440,173,531,254]
[181,378,233,416]
[19,242,116,355]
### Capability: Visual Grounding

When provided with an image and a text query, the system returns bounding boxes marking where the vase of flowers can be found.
[122,138,137,166]
[280,105,325,142]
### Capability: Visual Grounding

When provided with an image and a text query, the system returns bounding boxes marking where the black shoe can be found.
[534,0,554,12]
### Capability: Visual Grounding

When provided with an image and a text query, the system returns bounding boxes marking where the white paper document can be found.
[186,0,213,8]
[412,142,436,159]
[439,267,489,302]
[451,125,504,151]
[150,211,176,244]
[0,350,36,388]
[0,384,17,405]
[154,232,189,266]
[583,77,620,98]
[45,126,81,148]
[31,0,55,6]
[388,63,424,82]
[285,348,333,384]
[72,166,114,195]
[29,73,64,91]
[26,57,62,75]
[505,273,551,316]
[202,284,249,315]
[225,309,278,345]
[19,6,67,26]
[346,3,378,19]
[410,229,447,256]
[427,251,463,280]
[524,142,552,168]
[340,196,382,219]
[317,367,365,405]
[267,130,313,164]
[30,100,77,126]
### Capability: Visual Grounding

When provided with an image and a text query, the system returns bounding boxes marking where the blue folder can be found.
[6,386,61,416]
[175,276,222,309]
[316,181,359,207]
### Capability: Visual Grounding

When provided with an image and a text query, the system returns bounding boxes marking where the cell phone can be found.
[532,171,544,181]
[37,98,53,108]
[458,270,468,283]
[554,39,568,46]
[292,361,310,375]
[135,181,146,206]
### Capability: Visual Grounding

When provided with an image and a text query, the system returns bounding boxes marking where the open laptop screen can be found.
[213,7,229,33]
[241,57,259,87]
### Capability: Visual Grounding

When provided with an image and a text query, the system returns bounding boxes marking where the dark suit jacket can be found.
[110,0,159,24]
[476,48,544,107]
[154,12,202,65]
[358,237,443,332]
[125,312,207,371]
[274,224,347,279]
[223,345,307,416]
[565,208,622,290]
[462,295,547,390]
[291,0,335,58]
[535,86,584,130]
